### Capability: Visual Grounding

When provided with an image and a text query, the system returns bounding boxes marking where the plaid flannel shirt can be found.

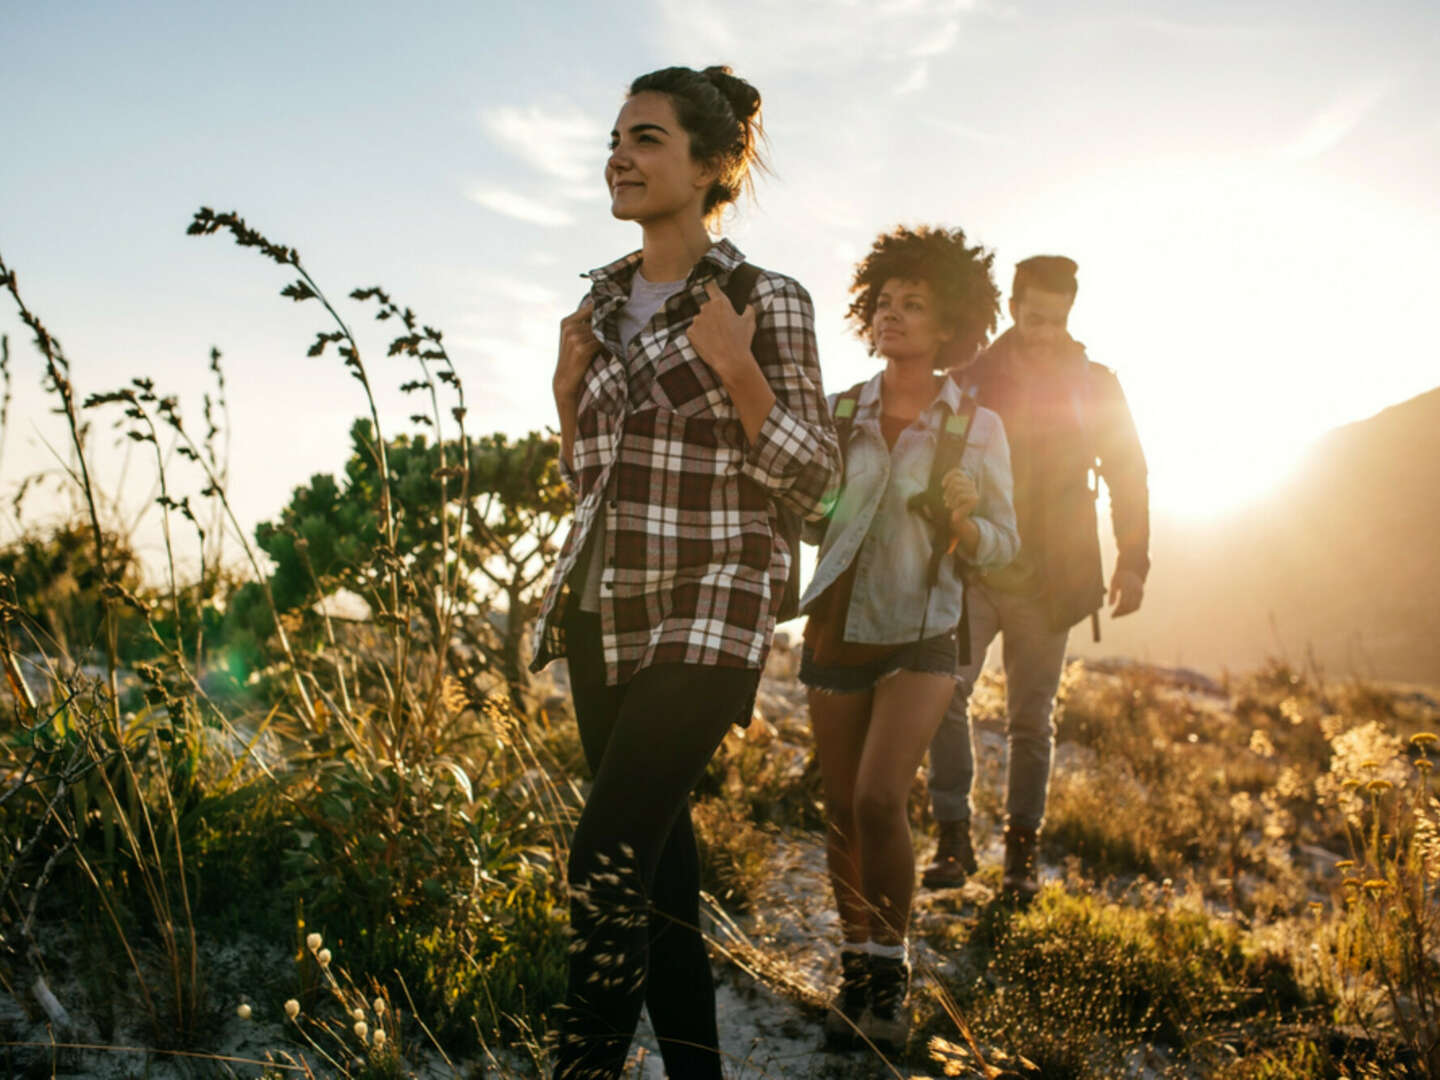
[530,239,841,685]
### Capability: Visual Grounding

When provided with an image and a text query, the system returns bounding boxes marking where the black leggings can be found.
[552,609,759,1080]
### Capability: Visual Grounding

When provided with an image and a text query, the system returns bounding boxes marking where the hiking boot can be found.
[921,819,978,889]
[823,949,869,1046]
[859,955,910,1050]
[1002,824,1040,900]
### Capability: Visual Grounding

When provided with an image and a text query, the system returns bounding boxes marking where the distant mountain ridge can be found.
[1073,385,1440,686]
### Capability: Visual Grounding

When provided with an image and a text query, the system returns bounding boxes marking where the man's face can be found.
[1009,287,1074,359]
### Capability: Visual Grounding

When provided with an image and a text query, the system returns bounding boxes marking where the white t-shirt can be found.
[617,269,687,353]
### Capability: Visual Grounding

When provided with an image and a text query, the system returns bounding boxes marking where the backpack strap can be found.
[907,390,980,587]
[723,261,762,317]
[831,381,866,447]
[817,381,867,519]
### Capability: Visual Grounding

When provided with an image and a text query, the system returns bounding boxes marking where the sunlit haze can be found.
[2,1,1436,562]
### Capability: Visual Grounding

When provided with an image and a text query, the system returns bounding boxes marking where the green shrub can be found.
[931,888,1309,1076]
[273,716,568,1046]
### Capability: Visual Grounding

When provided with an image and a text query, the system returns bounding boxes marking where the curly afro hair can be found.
[846,225,1000,366]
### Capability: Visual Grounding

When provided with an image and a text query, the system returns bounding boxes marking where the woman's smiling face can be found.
[606,91,715,227]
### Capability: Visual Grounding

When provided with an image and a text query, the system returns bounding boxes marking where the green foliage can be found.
[254,421,568,707]
[0,520,145,659]
[1044,662,1338,917]
[1211,1037,1333,1079]
[0,674,260,1049]
[271,702,567,1045]
[935,888,1308,1076]
[1321,732,1440,1074]
[696,712,825,832]
[908,660,1440,1078]
[692,796,776,914]
[1,219,575,1073]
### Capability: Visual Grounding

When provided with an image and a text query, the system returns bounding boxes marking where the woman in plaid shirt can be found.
[800,227,1018,1050]
[532,65,841,1079]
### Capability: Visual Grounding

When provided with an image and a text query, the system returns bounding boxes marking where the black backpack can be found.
[723,262,804,622]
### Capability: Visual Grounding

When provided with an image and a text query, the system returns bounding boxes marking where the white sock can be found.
[860,940,907,963]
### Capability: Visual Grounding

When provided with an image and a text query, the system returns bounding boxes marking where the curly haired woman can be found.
[800,226,1018,1049]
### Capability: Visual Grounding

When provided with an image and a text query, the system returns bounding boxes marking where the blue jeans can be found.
[927,583,1069,833]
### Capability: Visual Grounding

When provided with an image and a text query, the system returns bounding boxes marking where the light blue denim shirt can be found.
[800,371,1019,645]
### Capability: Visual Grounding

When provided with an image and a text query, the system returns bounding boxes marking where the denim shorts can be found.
[798,631,959,694]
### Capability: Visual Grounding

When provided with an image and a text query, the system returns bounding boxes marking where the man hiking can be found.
[922,254,1150,898]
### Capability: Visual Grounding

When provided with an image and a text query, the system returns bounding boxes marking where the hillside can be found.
[1074,385,1440,685]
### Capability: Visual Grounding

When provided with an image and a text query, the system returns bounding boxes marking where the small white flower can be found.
[284,998,301,1020]
[236,1003,252,1020]
[306,932,323,952]
[351,1006,365,1021]
[354,1020,369,1041]
[317,948,332,967]
[373,997,385,1017]
[373,1029,387,1050]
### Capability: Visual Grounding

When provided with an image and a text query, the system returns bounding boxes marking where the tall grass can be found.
[0,216,572,1072]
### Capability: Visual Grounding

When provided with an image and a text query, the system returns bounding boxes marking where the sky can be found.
[2,0,1438,574]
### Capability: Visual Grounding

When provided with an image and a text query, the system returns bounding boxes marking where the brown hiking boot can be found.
[823,949,869,1046]
[859,955,911,1050]
[921,819,978,889]
[1002,825,1040,900]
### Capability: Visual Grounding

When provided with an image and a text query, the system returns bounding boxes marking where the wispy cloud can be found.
[1278,80,1393,161]
[912,19,960,58]
[464,274,563,307]
[895,63,930,96]
[921,115,1015,144]
[657,0,978,72]
[471,102,609,225]
[480,104,605,184]
[1130,15,1273,40]
[467,187,574,227]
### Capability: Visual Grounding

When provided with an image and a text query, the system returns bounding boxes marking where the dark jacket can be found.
[952,328,1150,633]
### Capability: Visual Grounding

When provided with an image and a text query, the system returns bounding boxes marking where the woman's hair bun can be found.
[701,65,761,125]
[627,64,769,224]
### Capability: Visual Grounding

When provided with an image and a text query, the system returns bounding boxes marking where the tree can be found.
[0,519,145,662]
[254,420,569,710]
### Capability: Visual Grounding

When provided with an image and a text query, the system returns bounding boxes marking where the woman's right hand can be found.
[942,467,980,520]
[555,298,600,402]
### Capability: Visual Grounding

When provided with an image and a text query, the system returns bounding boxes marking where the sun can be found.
[1037,157,1435,521]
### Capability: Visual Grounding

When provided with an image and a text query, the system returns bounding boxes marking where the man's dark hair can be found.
[1013,255,1078,301]
[846,225,999,365]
